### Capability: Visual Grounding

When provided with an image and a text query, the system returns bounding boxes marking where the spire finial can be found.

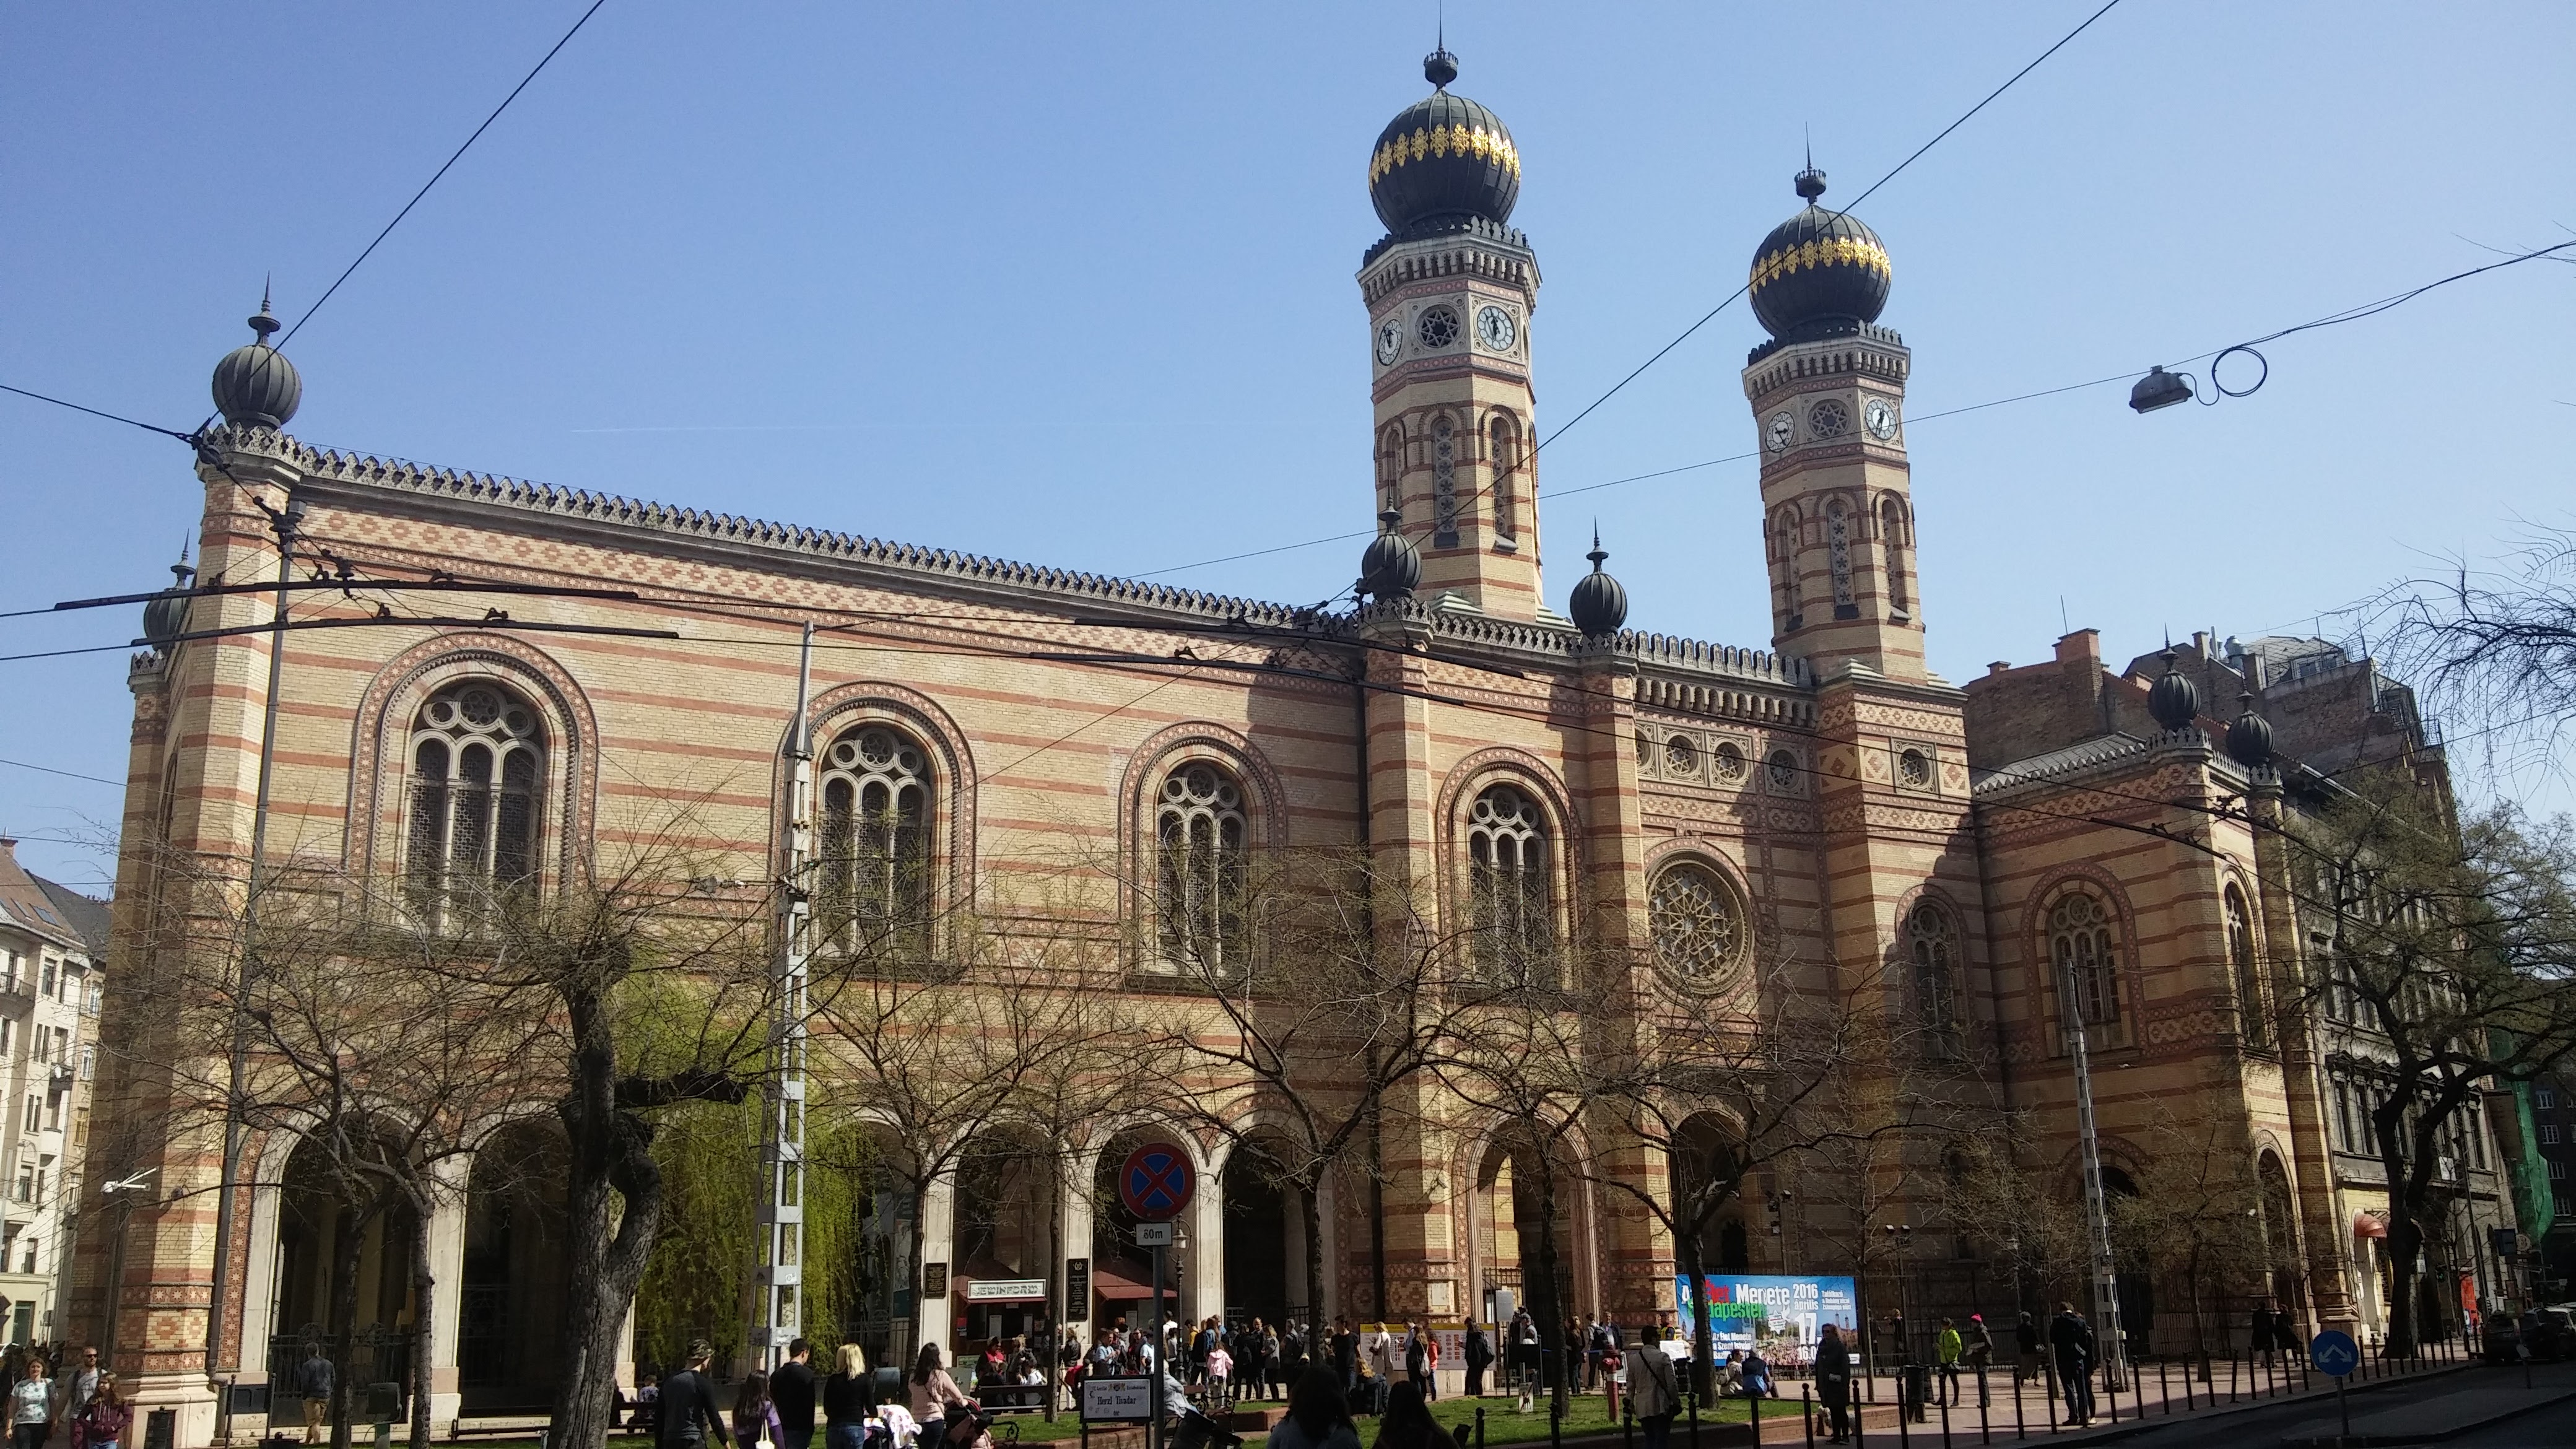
[1794,153,1827,204]
[1587,523,1607,573]
[1425,4,1457,90]
[248,278,281,344]
[1378,508,1402,534]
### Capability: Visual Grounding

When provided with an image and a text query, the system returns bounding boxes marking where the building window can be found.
[1881,497,1909,612]
[1378,424,1404,518]
[1648,863,1744,986]
[1488,414,1520,542]
[2227,887,2268,1048]
[1908,902,1962,1057]
[2552,1159,2569,1181]
[2545,1125,2564,1146]
[1773,508,1801,628]
[2050,891,2121,1027]
[2541,1089,2559,1111]
[817,725,934,956]
[1825,500,1855,607]
[17,1097,34,1134]
[38,961,52,998]
[1154,762,1248,973]
[404,681,545,923]
[1432,415,1460,545]
[1767,750,1799,791]
[2332,1077,2354,1151]
[1467,784,1552,981]
[9,1166,25,1204]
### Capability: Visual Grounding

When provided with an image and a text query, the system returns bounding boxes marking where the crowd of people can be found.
[0,1345,126,1449]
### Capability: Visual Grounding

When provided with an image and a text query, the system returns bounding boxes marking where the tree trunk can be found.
[410,1199,437,1449]
[2382,1214,2424,1357]
[1530,1166,1568,1414]
[552,996,669,1449]
[1679,1239,1713,1402]
[1300,1179,1328,1349]
[329,1206,364,1449]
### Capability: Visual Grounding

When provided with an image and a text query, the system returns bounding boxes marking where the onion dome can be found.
[1747,167,1892,342]
[2226,692,2275,768]
[2146,648,2199,731]
[141,556,197,651]
[1359,510,1421,599]
[1367,48,1521,237]
[211,292,301,429]
[1567,532,1628,636]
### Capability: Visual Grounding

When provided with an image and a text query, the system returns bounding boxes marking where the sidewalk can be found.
[2275,1362,2576,1447]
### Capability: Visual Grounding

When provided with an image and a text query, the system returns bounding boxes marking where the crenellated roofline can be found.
[206,424,1810,705]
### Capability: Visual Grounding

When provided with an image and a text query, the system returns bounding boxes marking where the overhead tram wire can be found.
[278,0,614,346]
[1529,0,2128,456]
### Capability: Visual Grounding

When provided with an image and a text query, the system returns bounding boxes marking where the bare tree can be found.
[2102,1107,2271,1367]
[1139,843,1485,1346]
[2288,785,2576,1354]
[1595,952,1930,1396]
[2359,525,2576,780]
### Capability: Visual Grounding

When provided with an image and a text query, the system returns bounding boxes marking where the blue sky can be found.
[4,2,2571,891]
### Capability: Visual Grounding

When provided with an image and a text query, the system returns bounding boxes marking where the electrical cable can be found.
[1533,0,2127,454]
[279,0,614,346]
[0,757,124,788]
[0,384,193,442]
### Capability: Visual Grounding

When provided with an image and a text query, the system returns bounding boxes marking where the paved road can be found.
[2440,1391,2576,1446]
[2053,1361,2576,1448]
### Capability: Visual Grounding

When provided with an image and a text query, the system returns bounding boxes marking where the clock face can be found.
[1416,304,1462,350]
[1863,396,1899,440]
[1375,320,1403,366]
[1476,305,1517,352]
[1764,411,1796,452]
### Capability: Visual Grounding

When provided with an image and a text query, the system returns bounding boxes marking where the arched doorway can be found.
[458,1119,571,1414]
[1221,1141,1299,1331]
[810,1120,910,1373]
[2256,1151,2306,1334]
[269,1130,419,1403]
[2100,1167,2156,1353]
[952,1129,1060,1357]
[1468,1135,1583,1349]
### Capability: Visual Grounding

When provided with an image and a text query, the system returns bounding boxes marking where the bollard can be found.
[1477,1408,1486,1449]
[1936,1392,1950,1449]
[1975,1368,1989,1448]
[1623,1395,1635,1449]
[2012,1365,2024,1442]
[1897,1382,1911,1449]
[1803,1384,1815,1449]
[1688,1388,1700,1449]
[2227,1351,2237,1404]
[2043,1358,2058,1436]
[1752,1386,1764,1447]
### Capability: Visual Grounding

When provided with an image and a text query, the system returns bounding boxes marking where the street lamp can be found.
[100,1170,159,1372]
[2128,365,2195,413]
[1883,1223,1916,1365]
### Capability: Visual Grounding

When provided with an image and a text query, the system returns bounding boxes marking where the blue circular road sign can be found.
[1118,1142,1196,1222]
[2310,1329,2359,1378]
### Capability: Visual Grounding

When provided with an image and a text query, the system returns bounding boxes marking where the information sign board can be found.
[1082,1376,1155,1423]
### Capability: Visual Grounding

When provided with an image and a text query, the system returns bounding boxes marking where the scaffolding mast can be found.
[751,623,816,1371]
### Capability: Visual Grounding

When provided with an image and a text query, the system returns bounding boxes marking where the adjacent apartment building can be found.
[0,840,108,1345]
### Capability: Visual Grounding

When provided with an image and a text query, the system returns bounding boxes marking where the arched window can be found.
[1378,424,1404,518]
[1825,499,1855,607]
[1467,784,1552,981]
[1881,496,1910,612]
[2227,886,2268,1048]
[1773,507,1801,627]
[1157,762,1248,972]
[405,681,545,923]
[2050,891,2121,1027]
[817,724,933,955]
[1908,901,1962,1057]
[1649,862,1746,988]
[1432,414,1460,545]
[1488,413,1520,543]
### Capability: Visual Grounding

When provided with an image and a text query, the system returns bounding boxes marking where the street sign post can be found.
[1118,1144,1195,1449]
[2311,1329,2359,1445]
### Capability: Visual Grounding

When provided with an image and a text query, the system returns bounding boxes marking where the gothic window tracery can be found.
[404,681,545,925]
[1826,499,1855,607]
[1156,762,1248,973]
[1908,901,1962,1057]
[1378,424,1404,518]
[2050,890,2122,1027]
[1467,784,1551,981]
[1650,862,1746,987]
[2227,886,2268,1048]
[1432,415,1460,546]
[1488,413,1520,542]
[1881,496,1910,612]
[817,724,933,955]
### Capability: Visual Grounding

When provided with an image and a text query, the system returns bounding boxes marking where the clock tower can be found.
[1741,167,1924,682]
[1358,48,1547,619]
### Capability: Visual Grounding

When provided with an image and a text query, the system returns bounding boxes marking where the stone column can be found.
[424,1159,471,1429]
[1058,1151,1097,1336]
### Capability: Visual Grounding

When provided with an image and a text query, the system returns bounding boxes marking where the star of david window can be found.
[1416,305,1461,350]
[1808,398,1850,438]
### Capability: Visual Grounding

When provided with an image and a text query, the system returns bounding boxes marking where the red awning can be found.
[2353,1211,2387,1240]
[1090,1257,1172,1301]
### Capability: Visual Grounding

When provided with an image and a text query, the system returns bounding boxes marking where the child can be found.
[1205,1342,1235,1409]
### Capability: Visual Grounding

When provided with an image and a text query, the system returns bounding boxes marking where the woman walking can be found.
[1814,1326,1854,1445]
[733,1371,780,1449]
[10,1357,55,1449]
[822,1345,874,1449]
[69,1378,126,1449]
[908,1346,973,1423]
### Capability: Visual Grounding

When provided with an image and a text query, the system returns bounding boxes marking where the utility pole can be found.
[2065,959,2126,1390]
[749,624,817,1372]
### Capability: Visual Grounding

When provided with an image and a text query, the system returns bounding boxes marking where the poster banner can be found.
[1673,1275,1859,1364]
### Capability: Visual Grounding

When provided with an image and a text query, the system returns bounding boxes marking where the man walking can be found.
[658,1342,731,1449]
[1934,1318,1962,1408]
[1622,1338,1680,1449]
[2048,1303,2096,1427]
[1963,1315,1993,1408]
[771,1339,818,1449]
[1463,1320,1492,1398]
[294,1342,334,1447]
[2012,1312,2040,1385]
